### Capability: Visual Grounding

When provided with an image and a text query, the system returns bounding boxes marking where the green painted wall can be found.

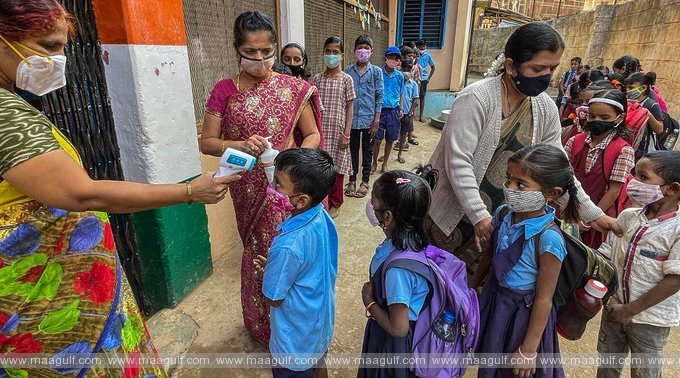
[131,202,212,313]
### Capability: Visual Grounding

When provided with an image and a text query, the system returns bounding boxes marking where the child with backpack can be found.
[471,144,582,378]
[359,166,479,378]
[565,90,635,249]
[597,151,680,378]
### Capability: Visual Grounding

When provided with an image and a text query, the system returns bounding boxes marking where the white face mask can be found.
[0,34,67,96]
[16,55,67,96]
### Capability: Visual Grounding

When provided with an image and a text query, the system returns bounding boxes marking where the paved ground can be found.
[148,120,680,378]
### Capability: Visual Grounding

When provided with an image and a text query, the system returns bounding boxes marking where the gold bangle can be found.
[186,182,193,203]
[220,140,229,154]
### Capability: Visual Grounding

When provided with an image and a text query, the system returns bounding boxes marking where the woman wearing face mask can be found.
[565,90,635,249]
[424,22,622,273]
[281,42,310,81]
[0,1,238,375]
[199,11,322,345]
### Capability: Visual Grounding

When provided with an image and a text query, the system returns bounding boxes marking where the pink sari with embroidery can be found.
[205,74,322,345]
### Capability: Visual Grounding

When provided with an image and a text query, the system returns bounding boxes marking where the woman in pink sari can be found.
[199,11,322,345]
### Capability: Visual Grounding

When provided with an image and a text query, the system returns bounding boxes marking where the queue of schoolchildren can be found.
[240,15,679,378]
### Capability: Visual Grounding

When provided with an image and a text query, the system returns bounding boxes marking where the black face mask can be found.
[512,72,552,97]
[285,64,307,78]
[587,120,618,136]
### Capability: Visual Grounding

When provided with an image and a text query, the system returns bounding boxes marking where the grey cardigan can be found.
[428,75,605,237]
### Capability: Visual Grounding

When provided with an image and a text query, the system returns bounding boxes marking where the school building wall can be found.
[182,0,278,263]
[303,0,389,76]
[468,0,680,119]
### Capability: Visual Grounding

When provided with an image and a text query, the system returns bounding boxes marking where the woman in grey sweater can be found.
[425,23,622,272]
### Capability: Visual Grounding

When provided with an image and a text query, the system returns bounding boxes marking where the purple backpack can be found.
[382,246,480,377]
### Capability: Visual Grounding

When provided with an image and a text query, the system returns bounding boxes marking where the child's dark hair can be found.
[274,148,337,207]
[588,80,615,91]
[400,45,414,58]
[233,11,277,50]
[373,165,439,252]
[504,22,565,69]
[588,89,631,142]
[401,59,414,72]
[508,144,581,223]
[355,34,373,49]
[324,36,344,53]
[416,39,427,48]
[272,62,292,76]
[406,41,417,49]
[643,151,680,184]
[571,56,582,64]
[584,65,591,71]
[613,55,640,80]
[570,69,606,99]
[625,72,657,97]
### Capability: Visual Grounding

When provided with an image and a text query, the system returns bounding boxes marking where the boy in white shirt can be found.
[597,151,680,378]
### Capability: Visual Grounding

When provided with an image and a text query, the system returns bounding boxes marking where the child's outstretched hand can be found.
[253,255,267,276]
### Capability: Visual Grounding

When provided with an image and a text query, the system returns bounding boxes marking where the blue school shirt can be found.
[418,52,435,81]
[370,239,430,321]
[492,205,567,291]
[402,79,419,115]
[345,63,384,129]
[382,67,404,109]
[262,203,339,370]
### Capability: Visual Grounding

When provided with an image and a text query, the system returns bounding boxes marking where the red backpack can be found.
[626,101,649,143]
[571,133,631,215]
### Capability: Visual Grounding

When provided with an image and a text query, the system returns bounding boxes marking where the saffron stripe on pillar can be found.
[93,0,212,313]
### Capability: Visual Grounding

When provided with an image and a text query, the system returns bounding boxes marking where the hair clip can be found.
[396,178,412,184]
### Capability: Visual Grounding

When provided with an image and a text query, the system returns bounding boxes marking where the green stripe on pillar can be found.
[131,201,212,313]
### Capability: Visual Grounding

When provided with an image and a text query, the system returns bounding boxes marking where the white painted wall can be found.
[280,0,306,46]
[101,44,201,184]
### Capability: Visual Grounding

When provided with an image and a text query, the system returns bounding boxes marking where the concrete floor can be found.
[148,121,680,378]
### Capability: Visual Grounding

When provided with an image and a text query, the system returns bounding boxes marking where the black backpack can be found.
[657,112,679,150]
[498,207,618,310]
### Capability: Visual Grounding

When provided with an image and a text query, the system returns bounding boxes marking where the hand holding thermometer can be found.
[215,148,257,177]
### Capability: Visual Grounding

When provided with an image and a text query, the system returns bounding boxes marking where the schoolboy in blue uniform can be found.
[254,148,338,378]
[372,46,403,174]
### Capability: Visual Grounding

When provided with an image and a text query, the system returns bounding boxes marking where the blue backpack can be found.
[382,246,480,377]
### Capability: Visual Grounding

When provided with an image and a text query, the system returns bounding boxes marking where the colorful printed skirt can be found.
[0,201,166,377]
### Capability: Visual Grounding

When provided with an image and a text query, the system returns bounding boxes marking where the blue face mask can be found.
[324,54,342,69]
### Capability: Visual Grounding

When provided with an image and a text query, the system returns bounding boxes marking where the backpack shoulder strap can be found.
[571,132,588,158]
[532,222,563,265]
[381,250,437,296]
[603,136,629,180]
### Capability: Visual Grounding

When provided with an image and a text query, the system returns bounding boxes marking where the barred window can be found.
[398,0,446,48]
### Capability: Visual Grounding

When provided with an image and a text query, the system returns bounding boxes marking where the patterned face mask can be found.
[503,183,546,213]
[626,179,665,207]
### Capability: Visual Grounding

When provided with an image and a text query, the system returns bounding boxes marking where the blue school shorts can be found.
[375,107,400,142]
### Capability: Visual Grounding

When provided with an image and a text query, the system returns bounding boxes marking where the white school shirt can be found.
[599,206,680,327]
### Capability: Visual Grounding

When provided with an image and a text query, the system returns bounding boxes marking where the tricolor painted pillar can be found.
[279,0,306,46]
[92,0,212,313]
